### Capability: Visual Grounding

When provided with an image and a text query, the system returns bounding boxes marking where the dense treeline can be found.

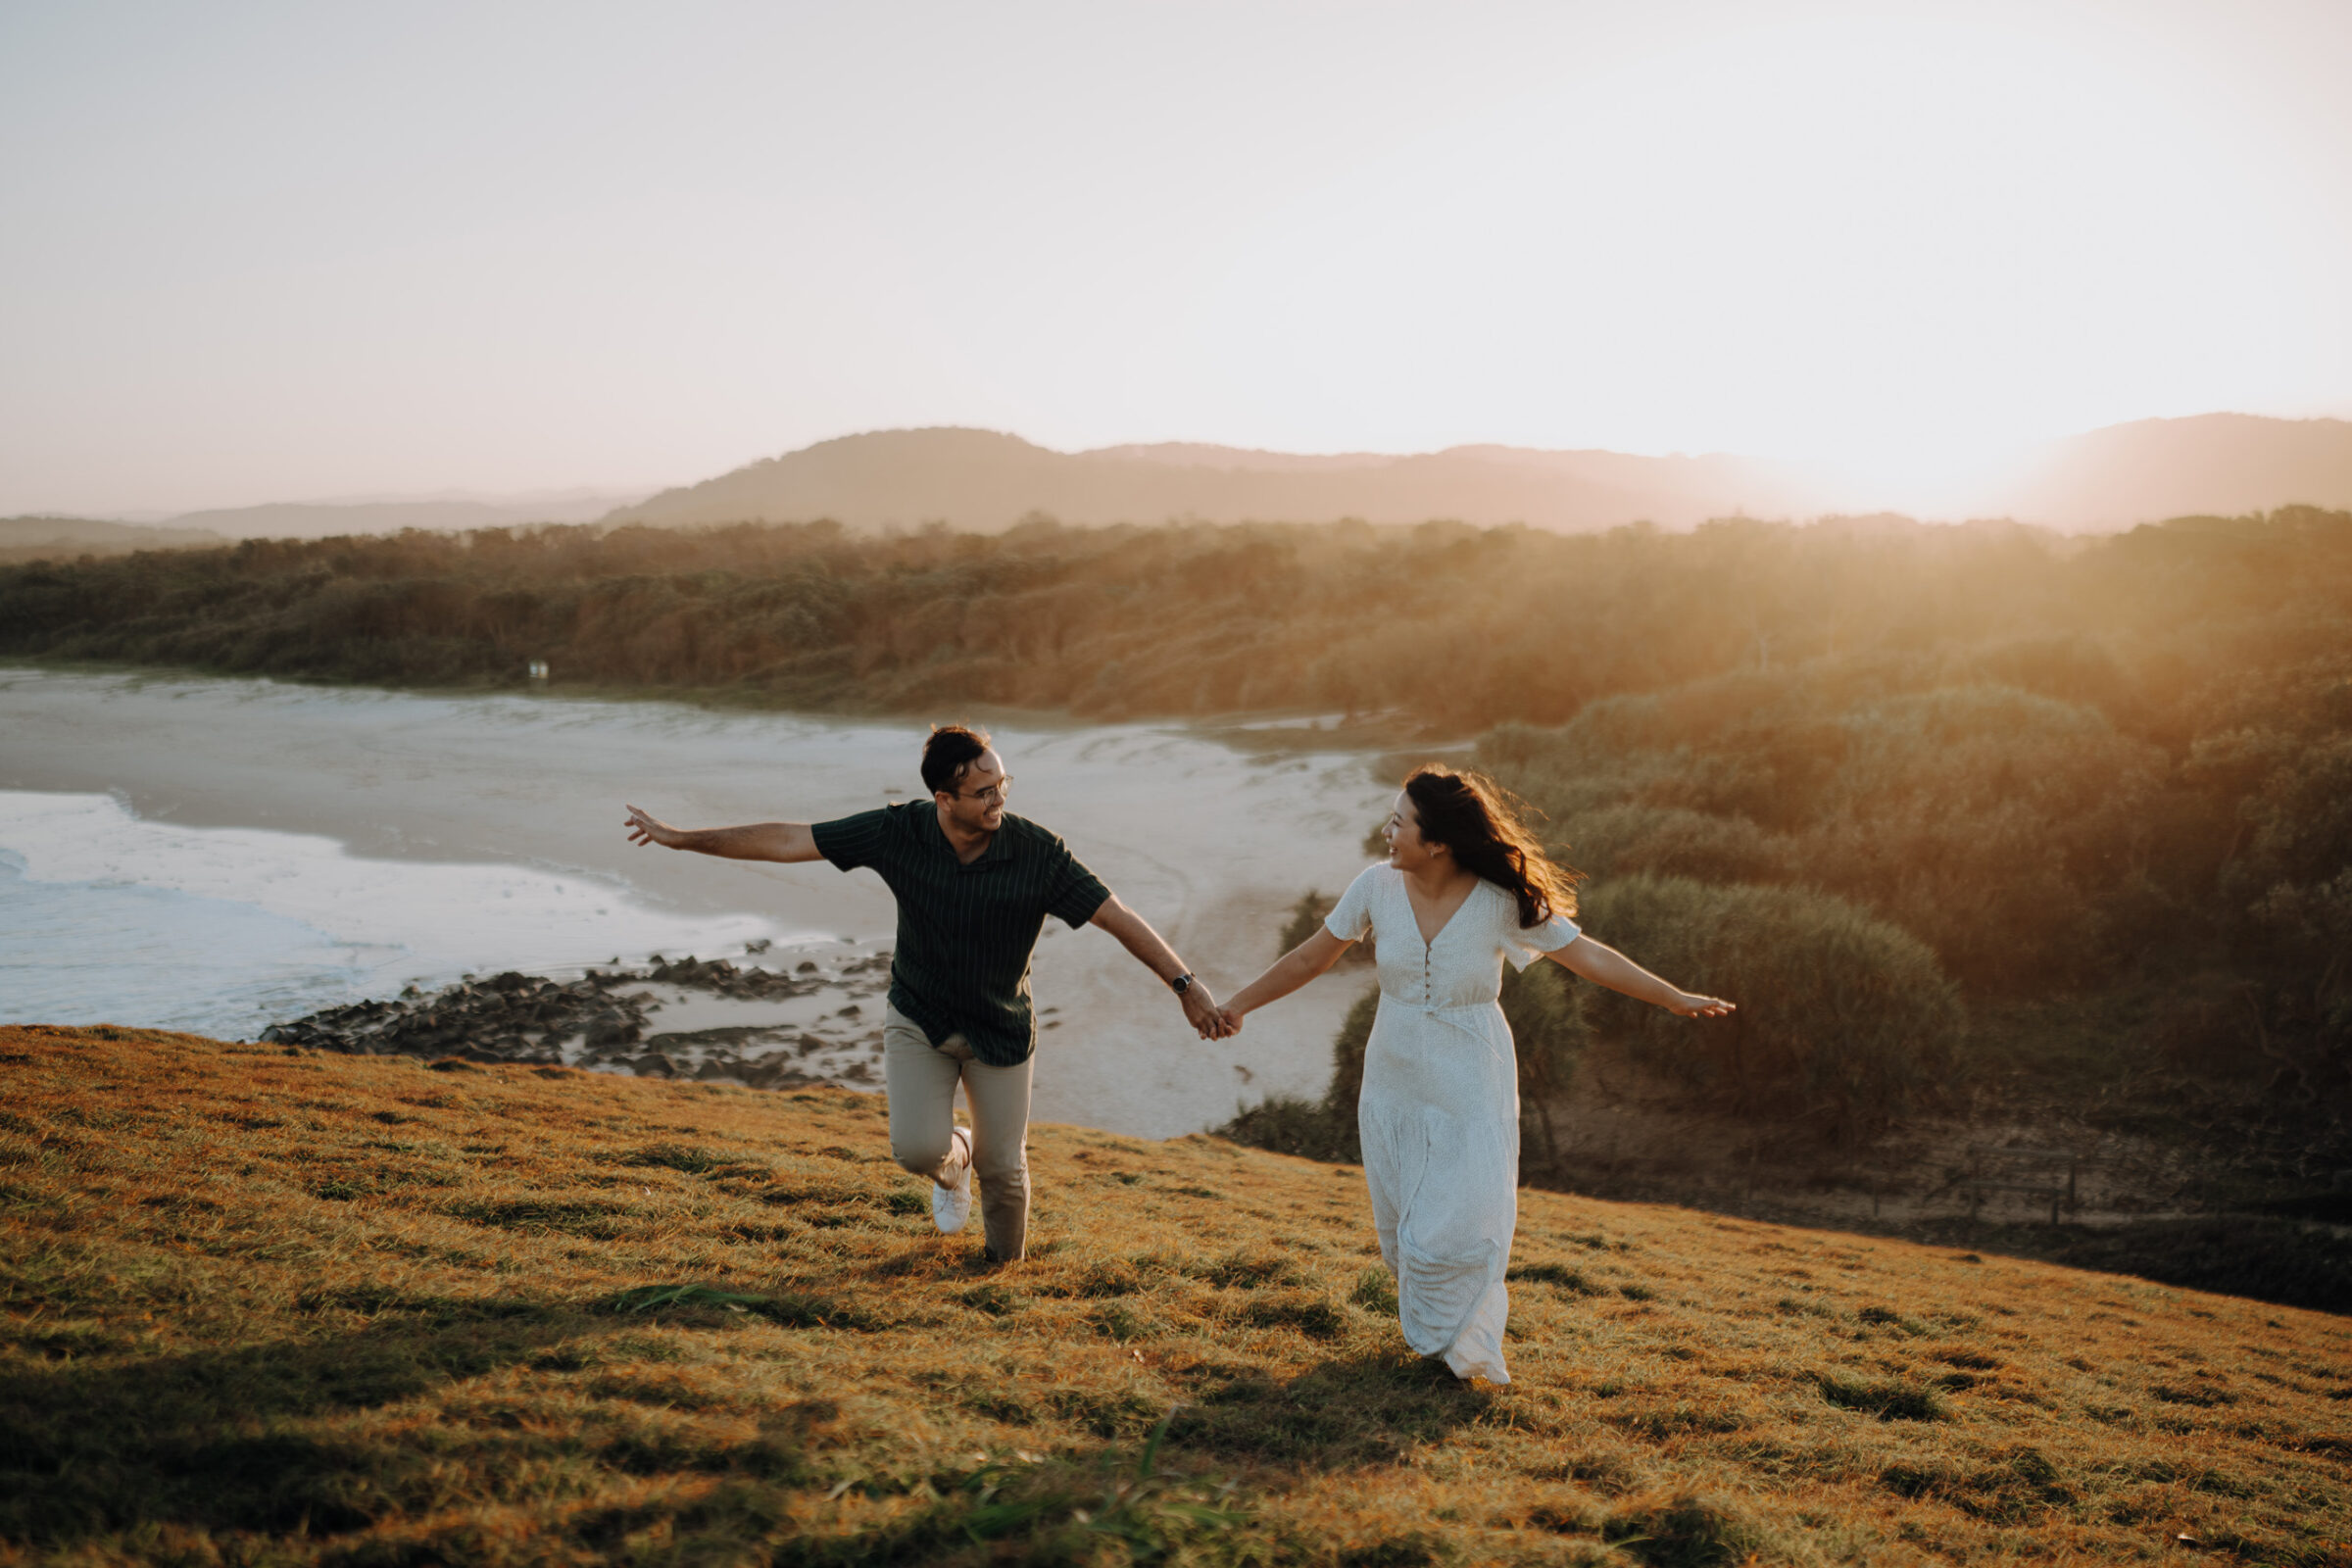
[5,508,2347,1143]
[6,508,2338,730]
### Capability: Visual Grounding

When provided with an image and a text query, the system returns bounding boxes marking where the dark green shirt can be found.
[811,803,1110,1066]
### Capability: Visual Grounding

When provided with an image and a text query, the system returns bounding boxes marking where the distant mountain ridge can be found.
[1999,414,2352,529]
[605,416,2352,534]
[159,489,657,542]
[0,515,226,564]
[605,427,1836,533]
[23,415,2352,550]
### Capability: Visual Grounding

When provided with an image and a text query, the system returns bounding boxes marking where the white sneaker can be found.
[932,1127,973,1235]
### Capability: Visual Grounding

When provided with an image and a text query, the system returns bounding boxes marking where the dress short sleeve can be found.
[1501,906,1581,972]
[1323,866,1381,944]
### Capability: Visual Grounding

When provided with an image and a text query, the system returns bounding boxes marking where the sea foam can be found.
[0,791,805,1039]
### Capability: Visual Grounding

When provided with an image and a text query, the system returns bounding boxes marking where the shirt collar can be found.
[920,804,1018,863]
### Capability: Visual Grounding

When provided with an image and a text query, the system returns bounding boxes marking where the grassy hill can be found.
[3,1024,2348,1567]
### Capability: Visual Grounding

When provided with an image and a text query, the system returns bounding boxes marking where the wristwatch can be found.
[1168,972,1197,996]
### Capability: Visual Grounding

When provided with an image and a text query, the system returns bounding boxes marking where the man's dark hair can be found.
[922,724,994,797]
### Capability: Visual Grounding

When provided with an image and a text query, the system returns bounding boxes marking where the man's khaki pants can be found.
[882,1001,1034,1261]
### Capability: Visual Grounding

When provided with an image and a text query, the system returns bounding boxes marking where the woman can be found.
[1217,765,1733,1384]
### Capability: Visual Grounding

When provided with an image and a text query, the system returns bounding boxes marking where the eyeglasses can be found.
[956,775,1013,804]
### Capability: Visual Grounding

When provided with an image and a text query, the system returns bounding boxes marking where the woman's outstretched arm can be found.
[1217,928,1356,1030]
[1547,936,1735,1018]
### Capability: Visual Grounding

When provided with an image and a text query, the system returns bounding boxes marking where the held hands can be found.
[622,805,683,850]
[1181,982,1238,1041]
[1666,992,1737,1019]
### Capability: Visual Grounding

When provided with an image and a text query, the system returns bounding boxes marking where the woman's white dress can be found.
[1325,864,1579,1383]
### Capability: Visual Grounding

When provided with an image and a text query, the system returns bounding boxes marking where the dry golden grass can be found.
[2,1023,2347,1567]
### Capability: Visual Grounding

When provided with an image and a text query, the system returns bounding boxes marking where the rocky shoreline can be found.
[261,945,898,1090]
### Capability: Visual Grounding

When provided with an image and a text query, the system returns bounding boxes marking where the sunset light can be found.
[3,10,2349,1563]
[3,2,2346,514]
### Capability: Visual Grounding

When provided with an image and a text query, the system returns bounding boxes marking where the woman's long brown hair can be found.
[1402,765,1584,928]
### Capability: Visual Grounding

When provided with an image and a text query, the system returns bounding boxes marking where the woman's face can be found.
[1383,791,1445,870]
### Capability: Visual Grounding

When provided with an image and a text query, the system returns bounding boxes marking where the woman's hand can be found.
[1665,991,1736,1018]
[1215,1004,1246,1036]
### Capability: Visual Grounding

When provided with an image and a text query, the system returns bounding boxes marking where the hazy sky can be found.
[4,0,2348,515]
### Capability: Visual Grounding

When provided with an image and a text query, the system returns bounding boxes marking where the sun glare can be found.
[0,3,2344,514]
[1170,7,2335,502]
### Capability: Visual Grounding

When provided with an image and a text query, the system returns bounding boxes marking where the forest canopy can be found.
[4,507,2347,1122]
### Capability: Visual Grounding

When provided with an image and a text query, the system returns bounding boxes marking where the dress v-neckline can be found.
[1399,870,1480,949]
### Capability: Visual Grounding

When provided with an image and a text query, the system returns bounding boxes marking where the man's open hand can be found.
[623,805,684,849]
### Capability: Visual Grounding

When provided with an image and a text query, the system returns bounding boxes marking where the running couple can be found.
[623,724,1732,1385]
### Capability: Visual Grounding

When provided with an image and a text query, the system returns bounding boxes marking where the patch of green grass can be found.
[959,1283,1020,1317]
[1235,1290,1347,1341]
[1602,1491,1764,1567]
[1815,1372,1949,1422]
[621,1142,734,1174]
[1856,1303,1929,1335]
[1350,1267,1399,1314]
[1507,1260,1600,1295]
[443,1198,636,1235]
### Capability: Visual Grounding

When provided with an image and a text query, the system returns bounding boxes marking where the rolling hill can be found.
[605,427,1835,533]
[604,416,2352,535]
[0,515,226,564]
[2001,415,2352,530]
[4,1023,2346,1565]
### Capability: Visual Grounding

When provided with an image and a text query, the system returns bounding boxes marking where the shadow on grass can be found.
[0,1289,841,1549]
[1165,1348,1492,1469]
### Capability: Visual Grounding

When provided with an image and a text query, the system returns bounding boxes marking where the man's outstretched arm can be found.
[1089,893,1230,1039]
[623,806,824,863]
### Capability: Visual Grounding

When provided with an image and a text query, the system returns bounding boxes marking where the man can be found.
[622,724,1228,1263]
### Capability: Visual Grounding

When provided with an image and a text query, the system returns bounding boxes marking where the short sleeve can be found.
[1043,841,1111,929]
[810,808,891,873]
[1323,866,1380,944]
[1501,906,1581,972]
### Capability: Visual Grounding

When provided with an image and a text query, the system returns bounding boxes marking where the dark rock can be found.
[260,950,894,1095]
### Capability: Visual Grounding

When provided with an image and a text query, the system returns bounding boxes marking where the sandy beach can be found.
[0,668,1394,1137]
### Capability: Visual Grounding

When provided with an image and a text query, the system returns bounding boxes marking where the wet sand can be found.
[0,668,1393,1138]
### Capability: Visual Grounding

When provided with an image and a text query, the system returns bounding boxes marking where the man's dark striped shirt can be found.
[810,804,1110,1066]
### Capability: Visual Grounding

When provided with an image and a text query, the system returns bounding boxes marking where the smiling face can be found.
[1382,790,1448,873]
[934,746,1010,834]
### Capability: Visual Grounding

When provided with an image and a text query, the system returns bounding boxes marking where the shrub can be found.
[1553,802,1787,886]
[1577,874,1966,1140]
[1794,685,2169,987]
[1277,889,1372,964]
[1501,958,1590,1175]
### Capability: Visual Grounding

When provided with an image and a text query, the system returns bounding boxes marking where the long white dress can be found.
[1324,864,1579,1383]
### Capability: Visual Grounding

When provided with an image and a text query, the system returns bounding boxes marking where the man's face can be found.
[936,747,1010,833]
